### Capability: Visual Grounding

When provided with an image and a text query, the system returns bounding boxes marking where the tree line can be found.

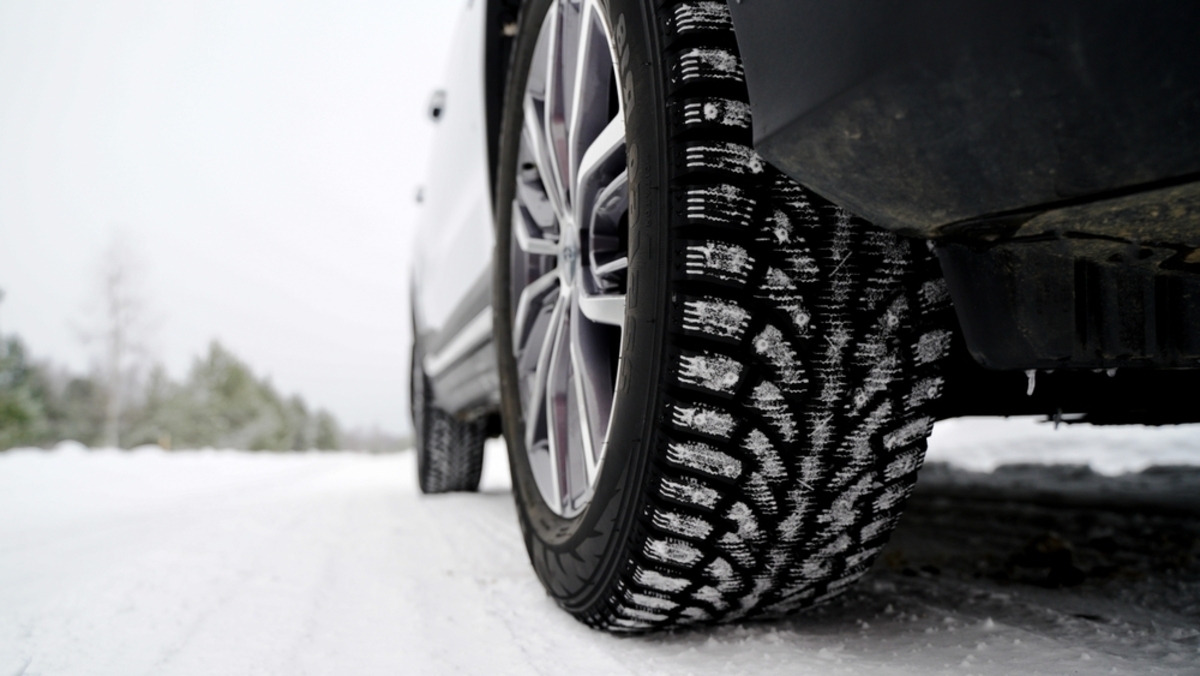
[0,336,340,451]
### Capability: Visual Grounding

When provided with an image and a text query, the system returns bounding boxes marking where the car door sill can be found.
[424,306,494,378]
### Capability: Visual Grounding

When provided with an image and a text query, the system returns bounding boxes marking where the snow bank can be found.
[927,416,1200,474]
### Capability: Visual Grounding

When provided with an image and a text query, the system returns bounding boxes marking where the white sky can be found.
[0,0,469,434]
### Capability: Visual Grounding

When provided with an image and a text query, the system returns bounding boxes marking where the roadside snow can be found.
[0,418,1197,675]
[926,416,1200,474]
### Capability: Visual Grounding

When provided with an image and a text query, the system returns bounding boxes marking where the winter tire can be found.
[494,0,956,632]
[412,348,487,493]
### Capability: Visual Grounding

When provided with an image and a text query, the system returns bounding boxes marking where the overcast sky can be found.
[0,0,468,434]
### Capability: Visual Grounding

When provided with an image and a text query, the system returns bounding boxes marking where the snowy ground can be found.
[2,418,1198,675]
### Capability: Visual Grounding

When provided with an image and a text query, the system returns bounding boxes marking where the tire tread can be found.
[416,389,486,494]
[576,0,955,631]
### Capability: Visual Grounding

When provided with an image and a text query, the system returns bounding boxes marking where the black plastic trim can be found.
[421,264,498,418]
[423,264,493,359]
[727,0,1200,235]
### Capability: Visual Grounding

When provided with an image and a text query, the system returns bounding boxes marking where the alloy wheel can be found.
[509,0,628,518]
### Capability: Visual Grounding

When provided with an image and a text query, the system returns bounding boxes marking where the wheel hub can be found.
[557,221,579,289]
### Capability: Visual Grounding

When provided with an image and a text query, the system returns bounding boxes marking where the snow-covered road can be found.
[2,419,1198,675]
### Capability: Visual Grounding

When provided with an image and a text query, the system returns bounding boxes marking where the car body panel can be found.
[727,0,1200,372]
[411,0,498,412]
[726,0,1200,237]
[413,0,494,342]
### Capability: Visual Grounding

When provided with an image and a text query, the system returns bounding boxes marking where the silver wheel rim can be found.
[511,0,628,518]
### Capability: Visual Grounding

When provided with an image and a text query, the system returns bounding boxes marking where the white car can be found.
[410,0,1200,632]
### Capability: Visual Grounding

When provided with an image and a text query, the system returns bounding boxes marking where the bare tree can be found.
[86,231,155,448]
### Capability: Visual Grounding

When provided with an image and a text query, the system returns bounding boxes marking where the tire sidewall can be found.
[493,0,671,613]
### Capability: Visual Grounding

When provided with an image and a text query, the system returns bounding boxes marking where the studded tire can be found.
[494,0,956,632]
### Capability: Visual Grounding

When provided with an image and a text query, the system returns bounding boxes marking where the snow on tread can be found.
[682,184,755,229]
[576,0,954,632]
[634,567,691,593]
[666,440,742,478]
[683,142,766,175]
[671,48,744,86]
[658,475,720,510]
[683,240,754,285]
[679,296,750,341]
[681,98,751,131]
[674,350,744,394]
[666,1,733,40]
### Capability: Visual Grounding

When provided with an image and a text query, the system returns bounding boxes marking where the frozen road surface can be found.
[2,419,1199,675]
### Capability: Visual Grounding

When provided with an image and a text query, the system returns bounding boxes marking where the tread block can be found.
[681,239,755,286]
[691,585,728,610]
[633,566,692,593]
[676,295,751,342]
[725,501,765,542]
[717,531,756,568]
[749,381,798,444]
[658,475,721,510]
[667,401,739,440]
[704,557,742,592]
[681,141,765,177]
[652,507,716,539]
[756,267,815,334]
[913,329,953,365]
[677,97,751,133]
[918,278,952,315]
[672,348,745,395]
[681,183,756,230]
[665,0,734,40]
[618,605,669,623]
[882,418,933,455]
[904,376,944,412]
[625,590,680,612]
[666,439,743,478]
[751,325,808,394]
[741,428,787,482]
[670,47,744,88]
[644,537,704,567]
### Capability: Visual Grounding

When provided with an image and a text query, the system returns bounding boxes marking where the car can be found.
[409,0,1200,632]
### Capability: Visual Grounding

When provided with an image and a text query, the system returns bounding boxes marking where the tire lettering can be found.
[614,14,634,115]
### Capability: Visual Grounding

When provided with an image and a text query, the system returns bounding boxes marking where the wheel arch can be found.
[484,0,523,205]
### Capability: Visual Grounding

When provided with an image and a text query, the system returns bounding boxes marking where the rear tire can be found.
[495,0,955,631]
[412,352,486,494]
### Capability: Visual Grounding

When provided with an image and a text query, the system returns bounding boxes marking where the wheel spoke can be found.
[567,0,617,193]
[593,256,627,277]
[543,294,572,513]
[577,292,626,327]
[513,268,560,354]
[524,292,567,509]
[515,140,558,233]
[575,114,625,206]
[569,292,615,482]
[525,293,565,452]
[587,168,629,292]
[522,100,568,227]
[512,200,558,257]
[542,2,572,211]
[570,363,597,486]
